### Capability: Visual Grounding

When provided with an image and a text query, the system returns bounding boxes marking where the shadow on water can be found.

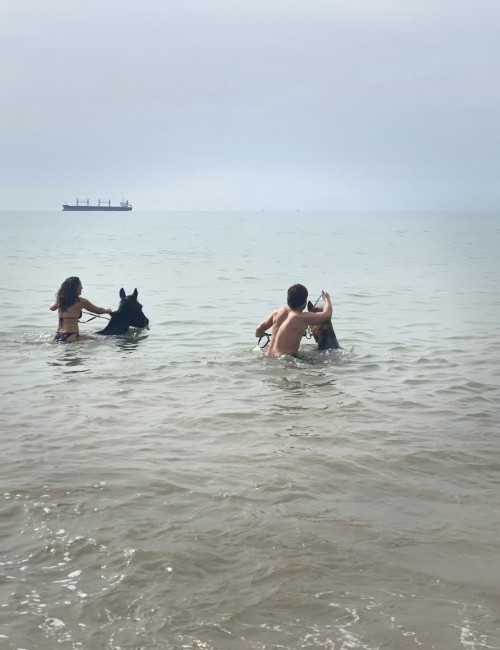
[47,346,90,374]
[265,372,339,394]
[113,330,150,353]
[298,346,353,365]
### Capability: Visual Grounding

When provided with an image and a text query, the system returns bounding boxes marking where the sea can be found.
[0,211,499,650]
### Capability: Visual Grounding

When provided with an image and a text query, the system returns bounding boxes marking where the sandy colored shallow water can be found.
[1,211,499,649]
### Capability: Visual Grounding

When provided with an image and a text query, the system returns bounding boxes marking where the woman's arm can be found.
[80,297,112,315]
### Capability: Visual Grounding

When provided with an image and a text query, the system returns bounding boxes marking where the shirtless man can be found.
[255,284,332,357]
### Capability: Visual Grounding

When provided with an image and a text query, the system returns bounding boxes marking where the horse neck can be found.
[318,328,340,350]
[100,312,129,335]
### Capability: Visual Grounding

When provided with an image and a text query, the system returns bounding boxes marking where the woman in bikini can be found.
[50,276,112,342]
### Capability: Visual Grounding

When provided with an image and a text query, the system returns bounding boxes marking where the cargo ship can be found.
[62,199,132,211]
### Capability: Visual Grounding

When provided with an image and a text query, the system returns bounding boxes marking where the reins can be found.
[79,311,110,323]
[304,293,322,339]
[312,293,322,308]
[258,333,271,349]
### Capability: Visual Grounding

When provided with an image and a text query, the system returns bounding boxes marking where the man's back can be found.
[267,307,307,357]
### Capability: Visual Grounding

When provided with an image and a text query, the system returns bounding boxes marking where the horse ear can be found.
[119,288,126,299]
[133,288,138,299]
[307,301,314,312]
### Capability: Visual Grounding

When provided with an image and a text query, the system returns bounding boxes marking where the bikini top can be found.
[59,312,82,319]
[58,311,82,328]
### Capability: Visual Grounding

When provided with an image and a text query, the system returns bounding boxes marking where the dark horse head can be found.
[307,301,340,350]
[96,288,149,336]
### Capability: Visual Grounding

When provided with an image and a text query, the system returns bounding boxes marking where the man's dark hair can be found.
[287,284,308,309]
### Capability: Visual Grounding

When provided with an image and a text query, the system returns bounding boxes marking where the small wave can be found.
[252,345,354,367]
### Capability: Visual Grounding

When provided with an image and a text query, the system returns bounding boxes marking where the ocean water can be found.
[0,210,499,650]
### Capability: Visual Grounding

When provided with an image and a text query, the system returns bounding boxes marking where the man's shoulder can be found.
[280,308,307,330]
[288,308,308,320]
[272,305,289,318]
[271,306,292,326]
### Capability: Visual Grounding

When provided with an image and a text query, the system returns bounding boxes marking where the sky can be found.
[1,0,499,211]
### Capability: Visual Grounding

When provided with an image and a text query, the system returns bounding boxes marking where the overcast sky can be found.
[2,0,499,211]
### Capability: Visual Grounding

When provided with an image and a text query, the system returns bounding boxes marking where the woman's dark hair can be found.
[55,276,81,312]
[287,283,308,309]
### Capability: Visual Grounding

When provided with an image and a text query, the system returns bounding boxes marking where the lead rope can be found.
[312,293,322,308]
[79,311,111,323]
[258,332,270,349]
[304,293,323,339]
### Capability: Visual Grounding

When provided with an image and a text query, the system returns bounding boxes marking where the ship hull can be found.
[62,205,132,211]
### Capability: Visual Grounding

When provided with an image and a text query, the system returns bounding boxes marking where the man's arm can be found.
[255,311,275,337]
[303,291,333,325]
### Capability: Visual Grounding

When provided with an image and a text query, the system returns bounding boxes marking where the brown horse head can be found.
[307,301,340,350]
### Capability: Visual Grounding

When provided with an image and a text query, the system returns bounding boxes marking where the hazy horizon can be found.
[2,0,499,212]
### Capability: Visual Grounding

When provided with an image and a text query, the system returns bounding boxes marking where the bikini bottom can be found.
[54,331,79,342]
